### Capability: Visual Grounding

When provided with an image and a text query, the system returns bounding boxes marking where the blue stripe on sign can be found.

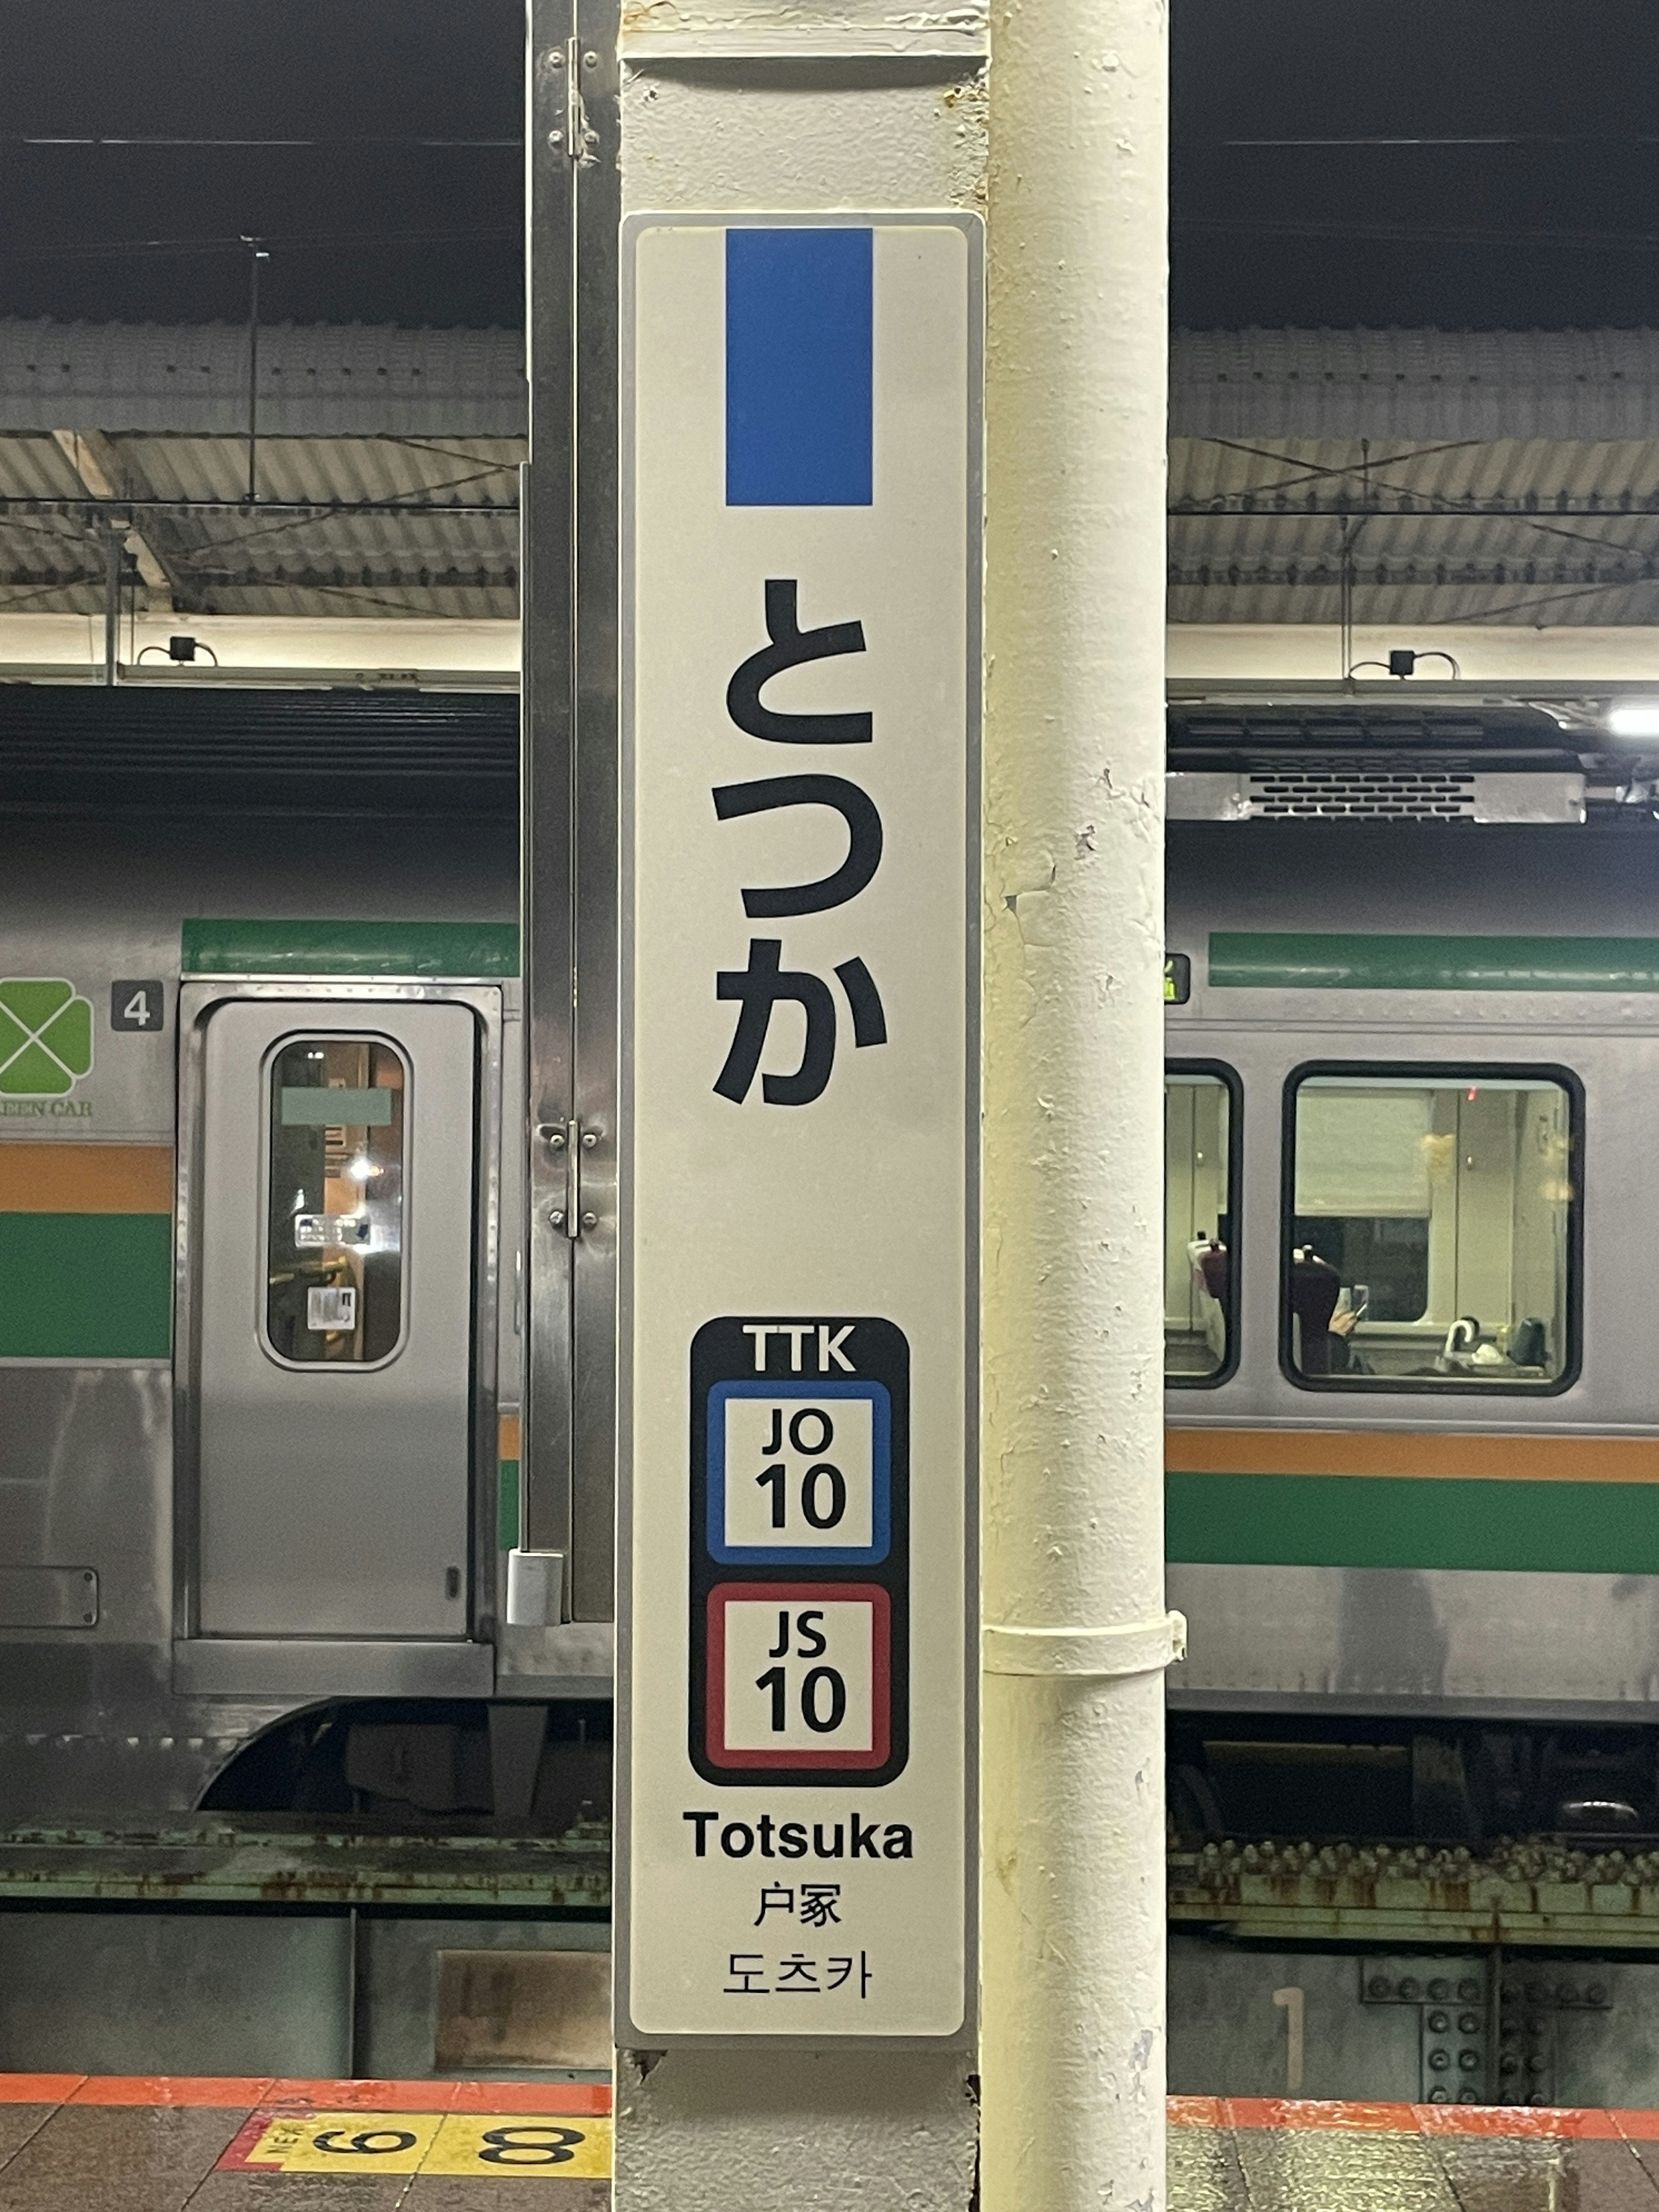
[725,228,873,507]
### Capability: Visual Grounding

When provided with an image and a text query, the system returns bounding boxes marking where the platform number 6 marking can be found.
[315,2129,419,2156]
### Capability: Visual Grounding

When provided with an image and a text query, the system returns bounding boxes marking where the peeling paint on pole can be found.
[980,0,1176,2208]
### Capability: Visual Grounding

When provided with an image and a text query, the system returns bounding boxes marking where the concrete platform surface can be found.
[1172,2098,1659,2210]
[7,2079,1659,2205]
[0,2076,610,2209]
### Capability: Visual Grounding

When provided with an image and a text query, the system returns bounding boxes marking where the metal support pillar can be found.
[101,521,121,686]
[524,0,620,1624]
[979,3,1177,2210]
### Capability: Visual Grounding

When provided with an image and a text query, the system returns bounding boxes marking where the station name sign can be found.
[617,213,982,2043]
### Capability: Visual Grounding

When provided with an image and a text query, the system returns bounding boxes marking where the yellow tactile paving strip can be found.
[0,2078,612,2206]
[219,2113,612,2179]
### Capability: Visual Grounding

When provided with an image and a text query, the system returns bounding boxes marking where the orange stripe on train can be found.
[1166,1427,1659,1485]
[0,1144,173,1214]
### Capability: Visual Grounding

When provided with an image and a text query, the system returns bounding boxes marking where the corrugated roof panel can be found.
[0,320,526,437]
[124,432,523,505]
[1171,327,1659,442]
[1169,431,1659,626]
[9,322,1659,630]
[0,428,523,620]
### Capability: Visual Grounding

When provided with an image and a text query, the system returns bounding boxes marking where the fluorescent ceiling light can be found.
[1607,702,1659,740]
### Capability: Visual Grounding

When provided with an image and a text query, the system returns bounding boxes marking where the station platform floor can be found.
[8,2079,1659,2206]
[0,2075,610,2209]
[1171,2098,1659,2209]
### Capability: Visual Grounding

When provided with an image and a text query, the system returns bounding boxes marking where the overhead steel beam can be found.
[0,563,518,593]
[1172,499,1659,519]
[183,564,520,591]
[0,497,519,516]
[51,429,196,609]
[1169,559,1659,588]
[51,431,172,586]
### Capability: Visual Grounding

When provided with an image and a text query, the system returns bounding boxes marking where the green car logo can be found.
[0,980,94,1095]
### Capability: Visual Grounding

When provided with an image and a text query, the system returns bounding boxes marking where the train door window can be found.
[1166,1065,1238,1384]
[265,1036,407,1366]
[1284,1067,1577,1391]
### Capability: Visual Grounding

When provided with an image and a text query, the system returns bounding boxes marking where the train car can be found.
[19,678,1659,2093]
[0,686,614,1845]
[1163,696,1659,2105]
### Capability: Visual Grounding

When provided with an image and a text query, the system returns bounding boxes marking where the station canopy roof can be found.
[0,319,524,624]
[2,318,1659,630]
[1171,327,1659,629]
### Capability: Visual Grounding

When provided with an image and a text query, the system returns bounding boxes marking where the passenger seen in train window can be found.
[1289,1240,1362,1376]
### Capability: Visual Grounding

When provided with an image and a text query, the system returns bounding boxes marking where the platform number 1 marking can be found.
[110,979,165,1032]
[1273,1985,1305,2095]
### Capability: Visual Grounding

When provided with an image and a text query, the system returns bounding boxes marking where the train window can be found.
[1166,1065,1238,1384]
[1284,1068,1576,1391]
[265,1036,407,1366]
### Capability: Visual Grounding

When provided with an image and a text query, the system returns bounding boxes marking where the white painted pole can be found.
[980,1,1179,2208]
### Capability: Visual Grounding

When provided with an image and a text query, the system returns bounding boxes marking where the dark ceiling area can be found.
[1173,0,1659,329]
[0,0,523,327]
[3,3,1656,334]
[0,1,1654,332]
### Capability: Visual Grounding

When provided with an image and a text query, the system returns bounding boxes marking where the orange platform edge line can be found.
[0,2074,613,2115]
[3,2083,1656,2135]
[1170,2096,1659,2141]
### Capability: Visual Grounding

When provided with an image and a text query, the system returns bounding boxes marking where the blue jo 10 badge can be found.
[707,1379,890,1567]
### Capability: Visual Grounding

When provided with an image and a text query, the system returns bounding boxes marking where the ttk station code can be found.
[690,1314,909,1788]
[623,1312,966,2040]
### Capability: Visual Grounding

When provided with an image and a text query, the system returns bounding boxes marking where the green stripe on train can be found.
[498,1458,521,1552]
[1208,931,1659,992]
[182,918,520,978]
[1168,1470,1659,1575]
[0,1214,172,1358]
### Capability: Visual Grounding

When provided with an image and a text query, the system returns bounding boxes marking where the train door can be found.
[188,995,480,1640]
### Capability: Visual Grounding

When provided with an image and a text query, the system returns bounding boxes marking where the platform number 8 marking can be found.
[477,2124,587,2165]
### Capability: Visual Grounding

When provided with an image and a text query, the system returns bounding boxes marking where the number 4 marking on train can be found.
[110,979,166,1032]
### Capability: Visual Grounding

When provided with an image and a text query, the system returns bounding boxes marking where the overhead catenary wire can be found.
[0,134,521,148]
[1217,133,1659,148]
[0,225,517,262]
[1175,214,1659,252]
